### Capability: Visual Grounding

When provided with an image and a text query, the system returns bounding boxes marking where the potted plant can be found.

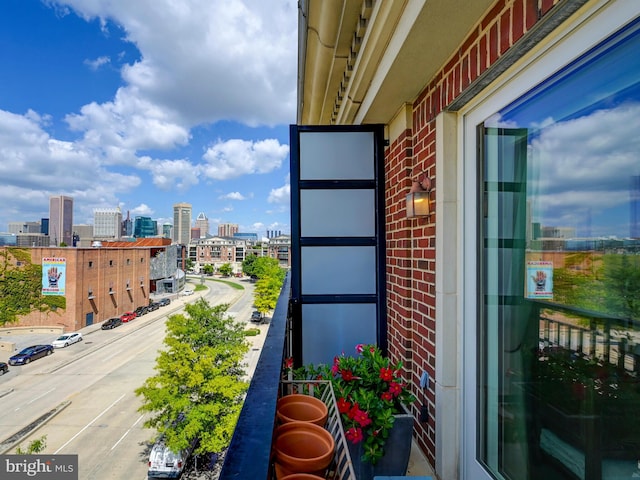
[288,344,416,480]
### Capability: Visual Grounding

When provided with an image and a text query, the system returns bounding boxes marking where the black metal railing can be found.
[219,273,291,480]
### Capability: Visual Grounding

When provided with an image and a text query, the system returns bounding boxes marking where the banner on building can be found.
[42,257,66,296]
[525,260,553,299]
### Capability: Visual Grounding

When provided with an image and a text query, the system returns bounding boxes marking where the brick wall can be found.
[9,247,152,331]
[384,0,562,465]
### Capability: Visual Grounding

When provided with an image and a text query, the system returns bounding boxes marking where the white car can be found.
[180,289,194,296]
[147,439,194,479]
[52,332,83,348]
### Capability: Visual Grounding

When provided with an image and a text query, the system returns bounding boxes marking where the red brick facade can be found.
[384,0,562,464]
[2,247,151,332]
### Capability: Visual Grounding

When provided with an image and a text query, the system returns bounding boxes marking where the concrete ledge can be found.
[0,326,64,335]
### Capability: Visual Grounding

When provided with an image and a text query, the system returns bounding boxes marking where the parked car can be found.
[0,362,8,375]
[148,302,160,311]
[250,311,263,323]
[180,289,194,296]
[120,311,137,322]
[135,305,149,316]
[147,438,194,479]
[8,345,54,366]
[158,298,171,306]
[101,317,122,330]
[52,332,83,348]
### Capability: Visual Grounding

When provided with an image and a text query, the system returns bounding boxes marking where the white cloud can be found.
[0,1,295,230]
[84,55,111,71]
[66,88,191,155]
[0,109,140,224]
[529,102,640,234]
[268,183,290,204]
[54,0,297,128]
[129,203,154,216]
[201,138,288,180]
[220,192,247,201]
[137,156,200,191]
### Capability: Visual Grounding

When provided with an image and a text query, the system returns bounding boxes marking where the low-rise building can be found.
[0,238,179,332]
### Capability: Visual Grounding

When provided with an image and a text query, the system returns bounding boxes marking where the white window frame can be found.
[455,1,640,479]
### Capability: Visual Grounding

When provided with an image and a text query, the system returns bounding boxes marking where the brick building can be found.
[1,238,178,332]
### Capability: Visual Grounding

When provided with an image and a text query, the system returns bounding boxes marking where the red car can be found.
[120,311,137,322]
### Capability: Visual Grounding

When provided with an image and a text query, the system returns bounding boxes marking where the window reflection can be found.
[479,17,640,480]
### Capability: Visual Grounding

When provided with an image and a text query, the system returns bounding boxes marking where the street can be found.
[0,277,267,479]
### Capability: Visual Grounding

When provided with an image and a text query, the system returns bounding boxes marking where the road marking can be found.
[15,388,56,411]
[102,348,124,362]
[54,393,126,453]
[111,414,145,451]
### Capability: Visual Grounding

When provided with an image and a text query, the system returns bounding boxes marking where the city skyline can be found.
[0,1,295,235]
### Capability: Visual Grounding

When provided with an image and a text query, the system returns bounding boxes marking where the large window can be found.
[478,17,640,480]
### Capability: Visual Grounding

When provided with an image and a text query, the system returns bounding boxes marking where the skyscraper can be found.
[173,203,192,245]
[49,195,73,246]
[195,212,209,238]
[121,210,133,237]
[94,208,122,239]
[133,217,158,238]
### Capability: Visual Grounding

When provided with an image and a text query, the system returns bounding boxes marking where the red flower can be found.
[341,369,354,381]
[331,356,340,375]
[284,357,293,369]
[347,403,360,419]
[345,427,363,443]
[356,344,364,354]
[379,367,393,382]
[381,391,393,402]
[389,382,402,397]
[337,397,351,414]
[349,405,372,427]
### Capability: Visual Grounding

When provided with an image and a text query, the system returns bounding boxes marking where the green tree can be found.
[219,263,233,277]
[250,257,286,314]
[202,264,214,275]
[135,299,249,455]
[254,274,284,313]
[251,256,283,280]
[242,254,258,277]
[185,258,194,271]
[603,254,640,320]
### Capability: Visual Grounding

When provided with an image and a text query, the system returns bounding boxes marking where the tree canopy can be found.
[135,299,249,455]
[219,263,233,277]
[242,256,286,314]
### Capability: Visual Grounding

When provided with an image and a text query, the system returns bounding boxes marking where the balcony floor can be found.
[407,440,436,477]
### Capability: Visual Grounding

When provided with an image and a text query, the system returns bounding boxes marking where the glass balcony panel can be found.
[301,246,376,295]
[299,131,375,180]
[300,189,375,237]
[301,303,377,365]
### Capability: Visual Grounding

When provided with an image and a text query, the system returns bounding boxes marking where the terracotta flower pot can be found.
[274,421,335,479]
[276,393,328,426]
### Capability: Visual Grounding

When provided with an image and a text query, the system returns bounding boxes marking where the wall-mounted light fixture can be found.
[406,175,432,218]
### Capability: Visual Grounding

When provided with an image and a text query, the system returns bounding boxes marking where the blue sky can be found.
[0,0,296,237]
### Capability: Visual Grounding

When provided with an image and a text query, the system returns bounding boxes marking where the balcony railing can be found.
[219,273,291,480]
